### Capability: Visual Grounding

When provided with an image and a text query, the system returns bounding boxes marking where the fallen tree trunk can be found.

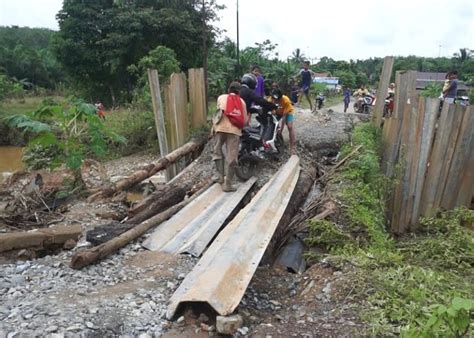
[87,135,207,202]
[263,167,316,263]
[0,225,82,253]
[70,181,213,269]
[127,186,186,224]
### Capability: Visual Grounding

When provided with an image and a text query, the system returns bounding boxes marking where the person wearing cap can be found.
[270,88,297,155]
[212,82,248,192]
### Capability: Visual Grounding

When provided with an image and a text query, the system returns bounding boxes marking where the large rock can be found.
[216,314,243,335]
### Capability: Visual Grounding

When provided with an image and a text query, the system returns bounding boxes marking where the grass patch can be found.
[103,106,158,157]
[306,122,474,336]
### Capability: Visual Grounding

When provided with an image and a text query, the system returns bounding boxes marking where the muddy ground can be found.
[0,104,365,337]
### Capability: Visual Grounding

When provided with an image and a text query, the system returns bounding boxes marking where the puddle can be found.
[0,146,24,183]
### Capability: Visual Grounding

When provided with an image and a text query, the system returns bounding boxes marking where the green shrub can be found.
[6,97,125,169]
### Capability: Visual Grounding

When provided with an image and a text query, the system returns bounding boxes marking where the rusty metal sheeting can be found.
[167,155,300,319]
[142,178,257,257]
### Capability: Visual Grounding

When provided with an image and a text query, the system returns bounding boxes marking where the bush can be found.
[6,97,125,170]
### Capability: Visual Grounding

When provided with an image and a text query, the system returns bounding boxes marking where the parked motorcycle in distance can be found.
[315,93,325,110]
[383,97,394,117]
[354,94,376,114]
[236,105,284,181]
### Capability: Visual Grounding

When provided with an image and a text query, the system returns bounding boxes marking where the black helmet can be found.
[241,73,257,90]
[271,88,283,100]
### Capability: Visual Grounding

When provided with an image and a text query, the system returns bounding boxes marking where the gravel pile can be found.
[0,239,196,337]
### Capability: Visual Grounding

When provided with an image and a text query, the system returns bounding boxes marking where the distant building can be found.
[313,72,339,89]
[416,72,469,93]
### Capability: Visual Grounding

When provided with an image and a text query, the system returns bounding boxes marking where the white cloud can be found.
[0,0,62,30]
[217,0,474,60]
[0,0,472,61]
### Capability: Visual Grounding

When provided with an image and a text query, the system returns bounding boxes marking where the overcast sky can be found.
[1,0,473,61]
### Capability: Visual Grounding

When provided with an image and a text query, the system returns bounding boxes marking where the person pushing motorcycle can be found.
[270,89,297,155]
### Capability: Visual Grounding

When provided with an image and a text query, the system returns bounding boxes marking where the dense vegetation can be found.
[0,1,472,151]
[307,124,473,336]
[0,26,63,91]
[1,1,472,105]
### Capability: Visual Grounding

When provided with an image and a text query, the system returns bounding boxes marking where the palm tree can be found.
[452,48,472,64]
[291,48,305,64]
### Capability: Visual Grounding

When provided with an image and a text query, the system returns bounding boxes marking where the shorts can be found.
[284,114,295,123]
[301,85,310,95]
[445,97,455,104]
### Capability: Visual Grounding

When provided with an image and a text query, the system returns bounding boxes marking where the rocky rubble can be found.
[0,237,197,337]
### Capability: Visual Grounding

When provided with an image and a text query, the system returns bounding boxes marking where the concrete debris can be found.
[216,314,243,335]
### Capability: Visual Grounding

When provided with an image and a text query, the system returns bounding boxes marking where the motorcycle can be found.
[354,94,376,114]
[315,93,325,110]
[236,105,284,181]
[383,97,394,117]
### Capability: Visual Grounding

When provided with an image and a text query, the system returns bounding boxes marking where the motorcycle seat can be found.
[243,126,260,134]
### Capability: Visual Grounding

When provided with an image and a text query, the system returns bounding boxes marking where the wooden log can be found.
[128,185,173,217]
[128,185,186,224]
[87,135,207,202]
[0,225,82,253]
[70,181,213,269]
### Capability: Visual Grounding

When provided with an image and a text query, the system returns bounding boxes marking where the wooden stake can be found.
[373,56,394,127]
[148,68,172,181]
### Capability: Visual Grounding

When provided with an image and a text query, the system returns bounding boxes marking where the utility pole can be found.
[438,44,442,57]
[202,0,208,111]
[236,0,240,76]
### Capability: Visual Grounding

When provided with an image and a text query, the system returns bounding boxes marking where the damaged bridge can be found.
[142,155,301,318]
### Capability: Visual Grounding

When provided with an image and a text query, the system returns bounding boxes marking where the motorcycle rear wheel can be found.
[235,157,256,181]
[276,133,284,152]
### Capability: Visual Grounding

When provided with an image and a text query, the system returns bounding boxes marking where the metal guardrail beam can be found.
[142,178,257,257]
[166,155,300,319]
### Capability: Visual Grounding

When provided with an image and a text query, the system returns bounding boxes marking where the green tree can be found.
[128,46,180,107]
[53,0,220,104]
[335,70,356,88]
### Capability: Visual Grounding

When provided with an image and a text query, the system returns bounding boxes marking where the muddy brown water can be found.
[0,146,24,183]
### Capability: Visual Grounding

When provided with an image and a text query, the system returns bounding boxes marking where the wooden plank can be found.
[400,94,421,231]
[373,56,394,127]
[148,69,171,181]
[148,69,169,157]
[189,68,207,129]
[431,104,465,211]
[409,98,439,226]
[419,103,457,217]
[169,73,188,147]
[389,71,416,233]
[167,156,300,319]
[441,105,474,209]
[382,71,405,177]
[164,83,178,151]
[142,178,257,257]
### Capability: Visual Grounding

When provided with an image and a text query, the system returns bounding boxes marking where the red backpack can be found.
[223,94,245,129]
